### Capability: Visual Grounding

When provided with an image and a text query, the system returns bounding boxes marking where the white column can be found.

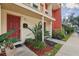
[30,3,33,7]
[43,3,45,14]
[38,3,40,11]
[42,16,44,42]
[50,21,53,38]
[0,5,1,35]
[48,4,53,17]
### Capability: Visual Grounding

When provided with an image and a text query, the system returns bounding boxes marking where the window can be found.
[23,3,31,6]
[33,3,38,9]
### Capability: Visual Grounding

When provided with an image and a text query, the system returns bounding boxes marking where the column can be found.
[48,4,53,17]
[42,16,44,42]
[43,3,45,14]
[38,3,40,11]
[0,5,1,35]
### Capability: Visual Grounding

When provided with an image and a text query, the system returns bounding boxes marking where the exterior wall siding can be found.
[52,8,62,31]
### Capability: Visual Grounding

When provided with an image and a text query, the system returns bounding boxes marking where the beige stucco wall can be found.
[1,9,41,43]
[20,15,41,42]
[45,20,50,32]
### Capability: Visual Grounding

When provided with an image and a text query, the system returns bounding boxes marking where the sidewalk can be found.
[14,45,37,56]
[56,33,79,56]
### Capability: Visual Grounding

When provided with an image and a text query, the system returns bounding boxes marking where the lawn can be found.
[44,43,62,56]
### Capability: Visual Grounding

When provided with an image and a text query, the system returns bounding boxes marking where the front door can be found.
[7,14,20,40]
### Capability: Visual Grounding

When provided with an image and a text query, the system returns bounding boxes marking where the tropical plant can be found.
[32,40,46,49]
[0,29,18,55]
[27,21,42,41]
[24,38,46,49]
[24,21,50,49]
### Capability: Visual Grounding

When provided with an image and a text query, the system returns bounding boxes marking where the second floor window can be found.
[33,3,38,9]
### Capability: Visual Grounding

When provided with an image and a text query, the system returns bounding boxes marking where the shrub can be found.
[52,30,65,40]
[33,40,46,49]
[58,29,66,39]
[24,38,34,44]
[24,39,46,49]
[62,24,74,34]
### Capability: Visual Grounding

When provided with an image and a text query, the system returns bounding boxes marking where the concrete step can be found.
[46,38,65,45]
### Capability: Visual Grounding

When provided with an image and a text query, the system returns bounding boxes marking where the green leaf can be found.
[0,29,15,42]
[8,38,18,43]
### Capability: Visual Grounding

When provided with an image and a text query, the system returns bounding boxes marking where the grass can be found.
[44,43,62,56]
[63,33,72,41]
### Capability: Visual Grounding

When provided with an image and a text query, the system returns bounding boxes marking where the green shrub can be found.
[25,39,46,49]
[25,38,34,44]
[33,40,46,49]
[62,24,74,34]
[52,30,65,40]
[58,29,66,39]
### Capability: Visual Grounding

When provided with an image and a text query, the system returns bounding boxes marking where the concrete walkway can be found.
[56,33,79,56]
[47,38,65,45]
[14,45,37,56]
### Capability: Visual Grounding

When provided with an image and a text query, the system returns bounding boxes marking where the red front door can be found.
[7,14,20,40]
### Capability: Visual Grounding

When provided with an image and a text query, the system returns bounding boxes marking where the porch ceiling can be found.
[1,3,42,19]
[0,3,54,22]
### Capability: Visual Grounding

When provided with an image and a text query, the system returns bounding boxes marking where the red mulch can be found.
[25,43,53,56]
[0,53,6,56]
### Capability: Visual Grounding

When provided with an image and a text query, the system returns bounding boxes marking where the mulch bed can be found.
[25,43,53,56]
[0,52,6,56]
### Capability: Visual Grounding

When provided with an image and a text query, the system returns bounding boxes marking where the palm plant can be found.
[27,21,42,41]
[0,29,18,55]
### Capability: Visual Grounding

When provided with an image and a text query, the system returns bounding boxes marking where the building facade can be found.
[0,3,61,45]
